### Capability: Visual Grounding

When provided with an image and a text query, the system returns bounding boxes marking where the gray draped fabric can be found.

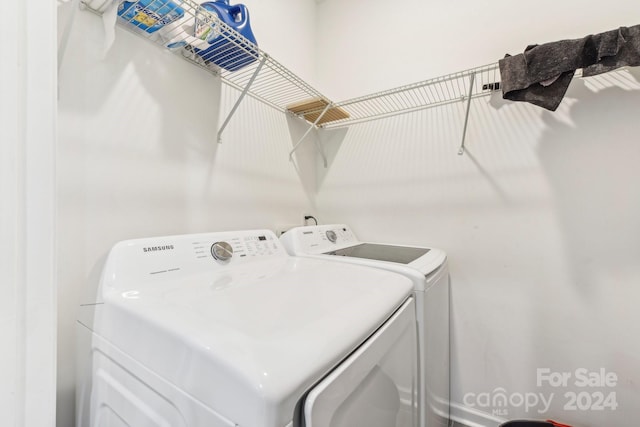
[499,25,640,111]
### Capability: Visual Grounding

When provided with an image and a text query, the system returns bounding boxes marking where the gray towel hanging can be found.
[499,24,640,111]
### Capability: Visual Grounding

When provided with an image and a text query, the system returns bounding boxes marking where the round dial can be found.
[211,241,234,261]
[326,230,337,243]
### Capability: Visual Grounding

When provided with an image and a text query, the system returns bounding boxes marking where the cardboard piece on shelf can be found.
[287,98,350,125]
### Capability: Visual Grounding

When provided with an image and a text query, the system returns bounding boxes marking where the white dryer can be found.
[280,224,450,427]
[76,229,419,427]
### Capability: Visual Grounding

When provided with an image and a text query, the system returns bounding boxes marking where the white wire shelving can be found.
[309,63,502,156]
[80,0,330,144]
[78,0,503,159]
[321,64,501,129]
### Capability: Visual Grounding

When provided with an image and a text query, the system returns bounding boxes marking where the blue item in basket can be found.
[193,0,258,72]
[118,0,185,34]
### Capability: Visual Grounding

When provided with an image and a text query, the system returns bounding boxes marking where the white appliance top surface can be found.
[280,224,448,284]
[89,229,414,427]
[326,242,431,264]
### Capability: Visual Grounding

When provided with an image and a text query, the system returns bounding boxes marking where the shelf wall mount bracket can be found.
[288,102,331,168]
[217,54,268,144]
[458,72,476,156]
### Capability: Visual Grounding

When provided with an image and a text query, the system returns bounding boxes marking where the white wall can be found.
[1,5,23,422]
[315,1,640,426]
[56,1,318,425]
[2,0,57,426]
[316,0,639,99]
[244,0,318,87]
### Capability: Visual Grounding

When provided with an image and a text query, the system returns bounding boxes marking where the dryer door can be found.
[303,297,418,427]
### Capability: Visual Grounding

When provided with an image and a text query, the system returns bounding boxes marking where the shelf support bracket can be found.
[458,72,476,155]
[217,54,267,144]
[289,103,331,167]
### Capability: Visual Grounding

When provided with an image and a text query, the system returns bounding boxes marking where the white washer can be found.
[76,229,419,427]
[280,224,450,427]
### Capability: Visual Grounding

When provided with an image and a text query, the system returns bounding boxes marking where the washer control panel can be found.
[280,224,358,255]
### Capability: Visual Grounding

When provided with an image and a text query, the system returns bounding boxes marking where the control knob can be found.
[326,230,337,243]
[211,241,234,261]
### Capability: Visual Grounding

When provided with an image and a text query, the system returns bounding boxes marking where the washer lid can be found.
[324,243,431,264]
[92,257,413,427]
[280,224,447,280]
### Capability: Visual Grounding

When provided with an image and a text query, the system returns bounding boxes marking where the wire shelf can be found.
[81,0,327,113]
[318,63,501,129]
[77,1,504,155]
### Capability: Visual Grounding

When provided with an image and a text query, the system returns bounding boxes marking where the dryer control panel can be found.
[99,230,287,291]
[191,233,281,262]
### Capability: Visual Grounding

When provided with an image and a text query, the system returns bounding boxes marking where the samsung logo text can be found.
[142,245,175,253]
